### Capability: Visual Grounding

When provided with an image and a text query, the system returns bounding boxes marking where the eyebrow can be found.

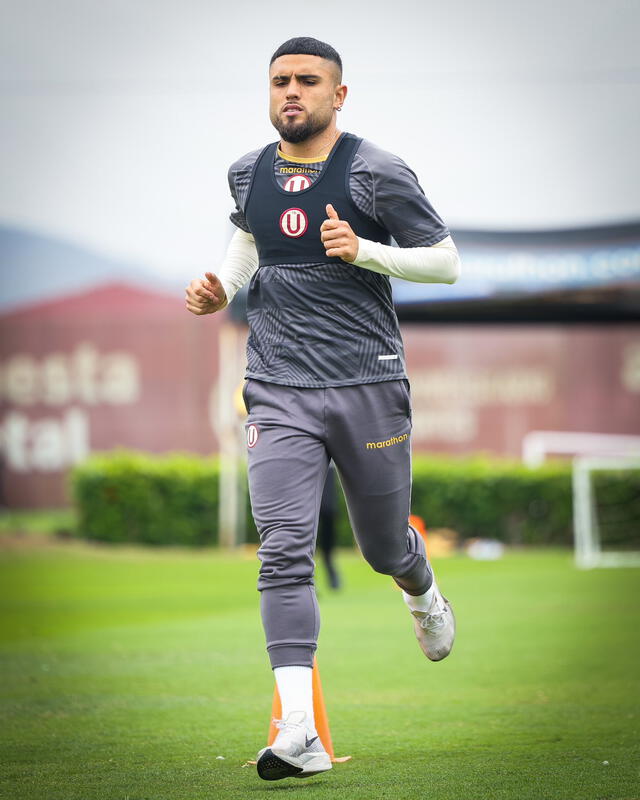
[271,73,323,82]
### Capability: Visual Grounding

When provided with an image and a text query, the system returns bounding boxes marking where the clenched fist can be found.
[185,271,228,315]
[320,203,359,262]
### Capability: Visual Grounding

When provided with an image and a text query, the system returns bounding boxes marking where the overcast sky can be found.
[1,0,639,282]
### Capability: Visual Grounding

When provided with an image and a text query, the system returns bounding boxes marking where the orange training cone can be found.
[409,513,429,557]
[267,656,351,764]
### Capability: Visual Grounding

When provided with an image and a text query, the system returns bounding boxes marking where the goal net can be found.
[573,456,640,568]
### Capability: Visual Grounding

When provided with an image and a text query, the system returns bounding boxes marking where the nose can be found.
[286,79,301,99]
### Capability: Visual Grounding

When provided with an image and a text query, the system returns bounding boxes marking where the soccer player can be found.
[185,37,461,781]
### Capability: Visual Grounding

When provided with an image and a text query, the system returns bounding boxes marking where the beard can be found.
[271,107,332,144]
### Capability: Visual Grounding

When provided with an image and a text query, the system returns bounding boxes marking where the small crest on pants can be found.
[247,424,259,448]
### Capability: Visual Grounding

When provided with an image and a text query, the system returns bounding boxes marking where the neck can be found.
[279,125,341,160]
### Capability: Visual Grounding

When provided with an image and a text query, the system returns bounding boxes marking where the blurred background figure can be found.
[317,462,341,590]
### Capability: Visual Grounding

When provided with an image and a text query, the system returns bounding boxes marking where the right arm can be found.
[185,228,259,316]
[186,151,260,316]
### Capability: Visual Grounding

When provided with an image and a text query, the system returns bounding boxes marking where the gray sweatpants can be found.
[243,378,433,669]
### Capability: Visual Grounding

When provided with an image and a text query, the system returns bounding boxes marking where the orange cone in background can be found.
[267,656,351,764]
[409,513,429,556]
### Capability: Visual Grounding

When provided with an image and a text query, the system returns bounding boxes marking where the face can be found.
[269,54,346,143]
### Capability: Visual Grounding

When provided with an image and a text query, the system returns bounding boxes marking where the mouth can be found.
[282,103,304,117]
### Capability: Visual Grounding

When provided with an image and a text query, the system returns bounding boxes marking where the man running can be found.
[185,37,461,782]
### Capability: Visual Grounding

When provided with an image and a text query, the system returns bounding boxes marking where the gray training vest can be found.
[242,132,407,388]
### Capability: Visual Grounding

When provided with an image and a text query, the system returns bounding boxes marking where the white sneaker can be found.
[256,710,332,781]
[410,580,456,661]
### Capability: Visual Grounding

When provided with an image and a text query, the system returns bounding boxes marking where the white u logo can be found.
[247,424,259,448]
[279,208,308,238]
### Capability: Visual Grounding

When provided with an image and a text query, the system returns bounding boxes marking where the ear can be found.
[334,82,348,110]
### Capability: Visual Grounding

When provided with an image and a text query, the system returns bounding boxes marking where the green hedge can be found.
[71,450,640,547]
[410,456,574,545]
[71,451,221,546]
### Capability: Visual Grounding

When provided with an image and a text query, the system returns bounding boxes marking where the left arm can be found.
[321,204,460,284]
[321,143,460,284]
[352,233,460,284]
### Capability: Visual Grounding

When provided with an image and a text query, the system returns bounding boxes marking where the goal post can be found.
[572,456,640,569]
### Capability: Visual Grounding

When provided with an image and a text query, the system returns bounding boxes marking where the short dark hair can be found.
[270,37,342,81]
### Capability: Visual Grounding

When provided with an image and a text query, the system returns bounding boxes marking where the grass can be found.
[0,540,638,800]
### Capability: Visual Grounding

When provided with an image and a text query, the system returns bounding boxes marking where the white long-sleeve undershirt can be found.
[353,234,460,284]
[218,228,461,304]
[217,228,259,303]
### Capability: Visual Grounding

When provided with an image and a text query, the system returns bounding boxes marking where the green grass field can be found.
[1,541,638,800]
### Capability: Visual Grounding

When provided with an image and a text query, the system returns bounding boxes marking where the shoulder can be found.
[350,135,449,247]
[352,137,414,179]
[228,147,267,185]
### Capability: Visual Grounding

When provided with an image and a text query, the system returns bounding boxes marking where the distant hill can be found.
[0,223,179,311]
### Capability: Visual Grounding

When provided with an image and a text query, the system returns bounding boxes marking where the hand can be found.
[320,204,359,262]
[185,271,228,315]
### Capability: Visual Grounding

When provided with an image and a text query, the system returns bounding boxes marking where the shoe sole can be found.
[256,748,332,781]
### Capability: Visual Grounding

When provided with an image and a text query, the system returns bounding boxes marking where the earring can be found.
[335,106,342,112]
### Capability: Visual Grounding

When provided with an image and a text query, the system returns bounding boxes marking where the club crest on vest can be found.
[279,208,308,238]
[283,174,311,192]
